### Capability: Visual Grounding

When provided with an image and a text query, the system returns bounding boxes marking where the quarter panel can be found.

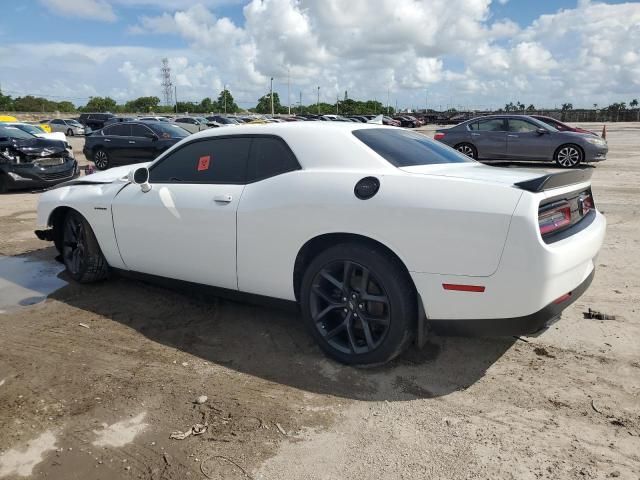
[236,170,522,300]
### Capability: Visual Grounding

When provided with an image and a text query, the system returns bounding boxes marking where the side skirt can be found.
[112,268,300,313]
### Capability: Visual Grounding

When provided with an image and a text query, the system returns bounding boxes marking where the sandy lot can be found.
[0,123,638,479]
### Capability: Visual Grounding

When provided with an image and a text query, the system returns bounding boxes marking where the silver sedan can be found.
[48,118,86,136]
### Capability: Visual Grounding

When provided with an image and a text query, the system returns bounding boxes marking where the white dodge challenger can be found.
[35,122,606,365]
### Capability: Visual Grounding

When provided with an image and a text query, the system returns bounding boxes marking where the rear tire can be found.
[62,211,109,283]
[93,149,110,170]
[66,128,74,136]
[554,144,583,168]
[300,243,416,365]
[454,143,477,159]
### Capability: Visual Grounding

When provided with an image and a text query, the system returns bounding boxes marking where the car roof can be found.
[179,121,405,171]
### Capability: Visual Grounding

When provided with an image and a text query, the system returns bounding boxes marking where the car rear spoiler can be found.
[514,169,592,193]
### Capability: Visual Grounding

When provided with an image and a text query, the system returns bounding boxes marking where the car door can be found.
[236,136,302,298]
[506,118,555,160]
[101,124,131,165]
[468,118,508,159]
[49,119,65,133]
[128,123,157,163]
[111,136,251,289]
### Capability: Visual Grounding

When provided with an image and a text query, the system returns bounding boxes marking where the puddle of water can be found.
[0,256,66,313]
[92,412,148,448]
[0,430,58,478]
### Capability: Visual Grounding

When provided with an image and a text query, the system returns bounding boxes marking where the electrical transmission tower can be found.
[160,58,173,106]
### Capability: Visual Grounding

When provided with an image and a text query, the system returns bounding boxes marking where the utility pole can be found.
[425,88,428,113]
[299,91,302,113]
[223,84,227,114]
[336,95,339,115]
[317,86,320,114]
[270,77,274,116]
[160,58,173,107]
[387,87,390,115]
[287,68,291,116]
[174,86,178,113]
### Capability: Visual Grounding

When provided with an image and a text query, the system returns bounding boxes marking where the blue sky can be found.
[1,0,638,109]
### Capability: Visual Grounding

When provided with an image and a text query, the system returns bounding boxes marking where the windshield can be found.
[353,128,473,167]
[149,123,190,138]
[0,125,36,140]
[12,124,44,135]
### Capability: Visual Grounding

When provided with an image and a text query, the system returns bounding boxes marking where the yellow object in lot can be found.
[38,122,52,133]
[0,115,18,122]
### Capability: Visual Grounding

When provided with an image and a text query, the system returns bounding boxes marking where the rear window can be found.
[353,128,472,167]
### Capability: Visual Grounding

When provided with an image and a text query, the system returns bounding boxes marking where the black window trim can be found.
[148,134,301,186]
[466,118,507,132]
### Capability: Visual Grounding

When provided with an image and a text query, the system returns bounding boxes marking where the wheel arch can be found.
[48,206,75,253]
[292,232,416,302]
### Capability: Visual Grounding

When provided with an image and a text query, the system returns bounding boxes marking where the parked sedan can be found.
[434,115,608,167]
[172,117,209,133]
[34,123,605,365]
[0,125,78,193]
[6,122,68,144]
[83,121,189,170]
[48,118,86,136]
[530,115,598,136]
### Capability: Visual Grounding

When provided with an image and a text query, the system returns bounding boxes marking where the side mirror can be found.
[146,133,159,141]
[536,128,548,135]
[128,167,151,193]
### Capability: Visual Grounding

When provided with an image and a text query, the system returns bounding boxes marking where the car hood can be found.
[400,162,553,186]
[10,137,67,156]
[81,162,151,183]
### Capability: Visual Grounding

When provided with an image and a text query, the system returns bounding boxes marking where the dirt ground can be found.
[0,123,638,480]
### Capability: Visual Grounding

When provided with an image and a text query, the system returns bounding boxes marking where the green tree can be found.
[82,96,117,112]
[200,97,214,112]
[526,104,536,112]
[255,92,283,114]
[0,91,14,111]
[631,99,639,109]
[216,89,239,113]
[123,96,160,112]
[56,101,76,113]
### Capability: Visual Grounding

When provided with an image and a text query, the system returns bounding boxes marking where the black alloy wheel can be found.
[301,243,415,365]
[93,149,109,170]
[62,211,109,283]
[67,128,74,136]
[310,260,391,355]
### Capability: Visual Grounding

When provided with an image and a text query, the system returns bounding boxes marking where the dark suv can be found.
[79,113,115,131]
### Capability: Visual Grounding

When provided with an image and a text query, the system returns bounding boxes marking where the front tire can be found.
[454,143,477,159]
[93,149,110,170]
[62,211,109,283]
[300,243,416,365]
[66,128,74,136]
[555,144,583,168]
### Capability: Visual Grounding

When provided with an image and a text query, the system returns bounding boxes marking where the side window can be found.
[131,124,153,137]
[104,124,130,136]
[477,119,506,132]
[467,122,479,131]
[51,119,63,125]
[248,137,300,182]
[149,137,251,184]
[508,119,538,132]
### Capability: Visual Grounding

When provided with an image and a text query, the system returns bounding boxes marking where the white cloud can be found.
[10,1,640,110]
[40,0,117,22]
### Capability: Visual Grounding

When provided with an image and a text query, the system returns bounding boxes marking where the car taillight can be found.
[538,201,571,235]
[434,132,445,140]
[579,193,593,216]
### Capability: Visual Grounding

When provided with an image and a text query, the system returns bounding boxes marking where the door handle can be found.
[471,133,480,136]
[214,194,233,203]
[104,139,111,142]
[128,141,136,144]
[507,134,518,137]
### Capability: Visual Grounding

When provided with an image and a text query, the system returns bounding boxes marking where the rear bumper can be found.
[428,268,594,336]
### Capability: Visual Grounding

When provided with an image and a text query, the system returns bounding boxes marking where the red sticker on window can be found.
[197,155,210,171]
